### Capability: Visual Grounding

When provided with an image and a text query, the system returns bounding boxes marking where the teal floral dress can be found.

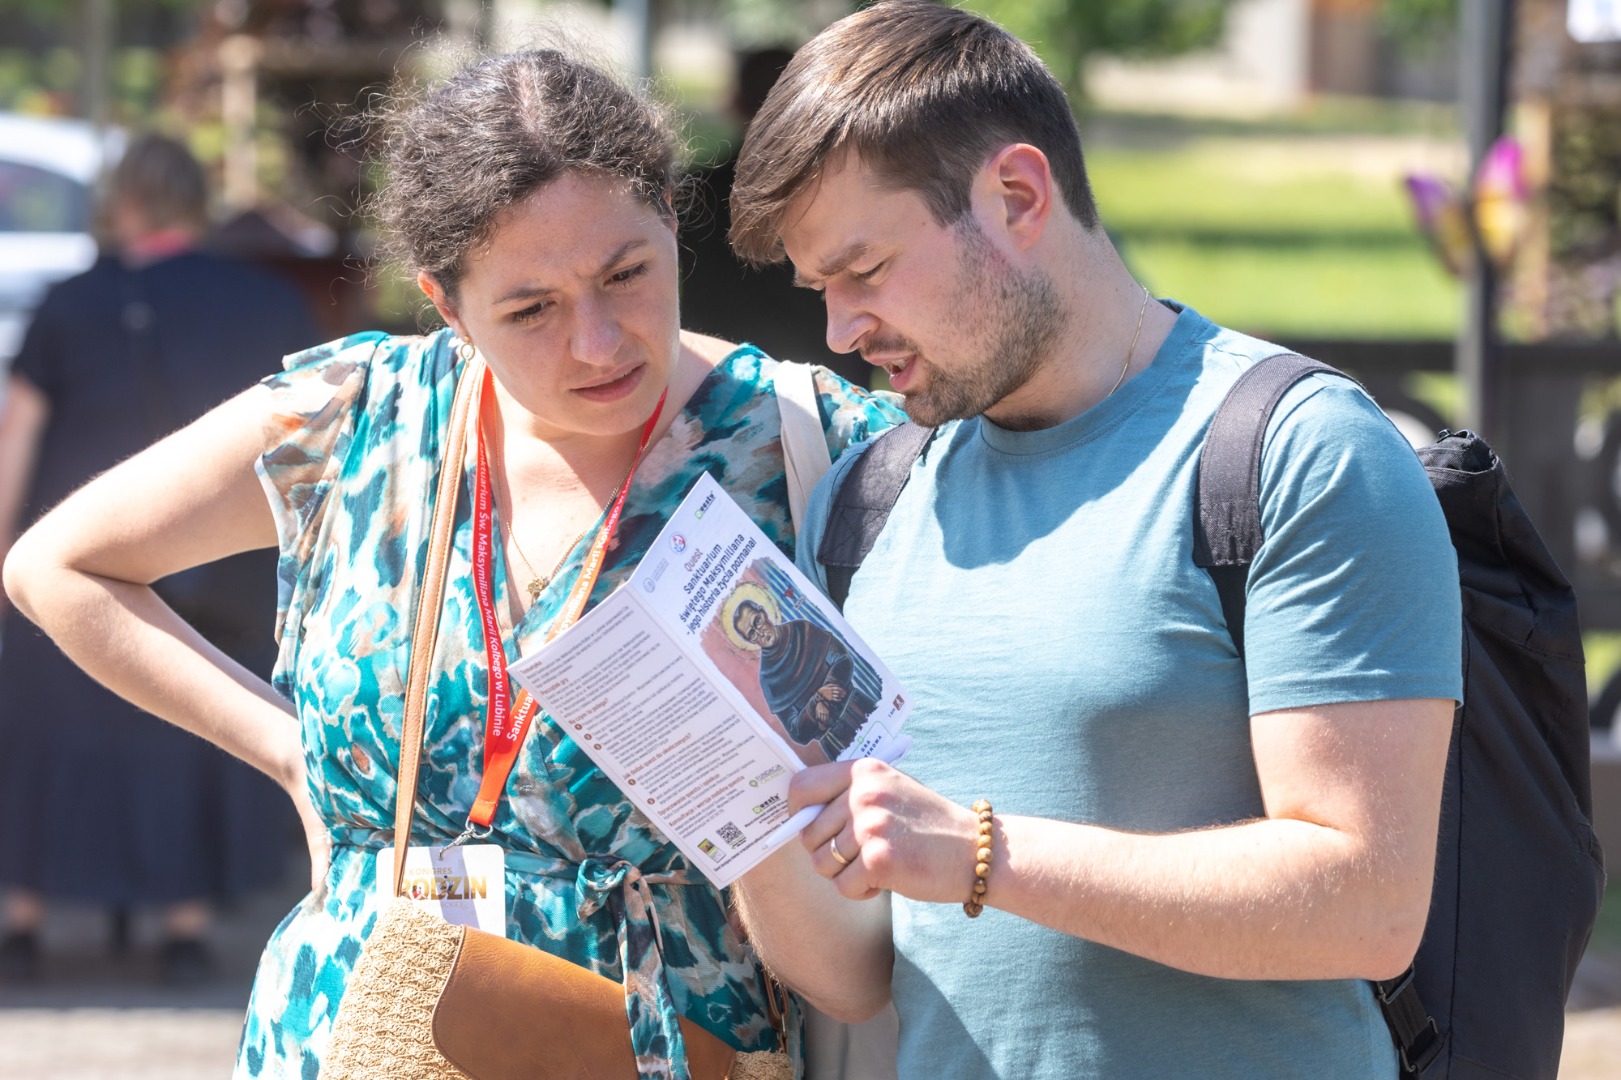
[239,328,902,1080]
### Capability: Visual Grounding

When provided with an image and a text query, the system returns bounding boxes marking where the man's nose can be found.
[823,284,877,357]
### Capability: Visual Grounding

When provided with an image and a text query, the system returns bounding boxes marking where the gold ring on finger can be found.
[829,835,854,867]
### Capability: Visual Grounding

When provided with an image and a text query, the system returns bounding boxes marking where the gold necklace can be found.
[497,443,640,605]
[1107,285,1153,399]
[506,515,597,604]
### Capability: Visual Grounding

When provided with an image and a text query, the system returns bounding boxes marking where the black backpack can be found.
[818,353,1606,1079]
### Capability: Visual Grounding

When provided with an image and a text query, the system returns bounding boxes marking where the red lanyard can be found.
[466,366,665,827]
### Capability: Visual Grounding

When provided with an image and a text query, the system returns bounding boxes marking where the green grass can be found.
[1091,146,1422,237]
[1591,880,1621,955]
[1114,236,1460,338]
[1084,134,1463,339]
[1589,633,1621,700]
[1086,98,1461,141]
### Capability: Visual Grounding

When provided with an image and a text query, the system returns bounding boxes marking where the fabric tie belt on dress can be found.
[331,830,700,1080]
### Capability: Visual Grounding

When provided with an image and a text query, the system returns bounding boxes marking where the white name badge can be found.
[375,843,506,936]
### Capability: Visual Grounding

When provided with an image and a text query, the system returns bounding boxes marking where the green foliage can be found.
[0,45,169,119]
[0,0,197,20]
[964,0,1229,91]
[1380,0,1458,51]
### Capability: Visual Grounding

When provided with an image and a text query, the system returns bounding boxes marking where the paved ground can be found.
[0,860,298,1080]
[1566,950,1621,1080]
[1,858,1618,1079]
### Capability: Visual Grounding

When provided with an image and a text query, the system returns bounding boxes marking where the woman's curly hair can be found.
[367,49,679,297]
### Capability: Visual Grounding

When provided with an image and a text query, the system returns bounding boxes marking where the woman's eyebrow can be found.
[594,238,649,276]
[493,240,652,305]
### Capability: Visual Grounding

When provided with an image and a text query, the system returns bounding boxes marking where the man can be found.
[726,4,1461,1078]
[732,597,877,758]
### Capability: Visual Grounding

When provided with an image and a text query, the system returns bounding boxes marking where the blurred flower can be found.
[1405,172,1474,276]
[1473,136,1528,268]
[1403,135,1528,276]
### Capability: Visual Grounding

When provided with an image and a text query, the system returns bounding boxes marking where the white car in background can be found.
[0,113,117,381]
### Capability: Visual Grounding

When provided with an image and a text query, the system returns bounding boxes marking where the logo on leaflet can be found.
[670,533,687,553]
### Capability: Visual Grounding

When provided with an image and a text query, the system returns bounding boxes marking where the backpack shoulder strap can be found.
[817,421,937,609]
[1192,353,1345,657]
[1199,355,1449,1075]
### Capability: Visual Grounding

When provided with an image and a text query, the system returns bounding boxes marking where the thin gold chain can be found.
[506,514,595,604]
[495,439,637,605]
[1107,285,1153,399]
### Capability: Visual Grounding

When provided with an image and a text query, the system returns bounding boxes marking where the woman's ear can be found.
[417,270,466,340]
[660,189,679,236]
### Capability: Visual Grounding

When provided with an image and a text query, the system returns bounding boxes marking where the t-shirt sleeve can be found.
[1242,374,1464,714]
[252,332,384,642]
[10,283,68,399]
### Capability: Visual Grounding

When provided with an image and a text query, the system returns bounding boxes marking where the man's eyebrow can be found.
[792,242,870,288]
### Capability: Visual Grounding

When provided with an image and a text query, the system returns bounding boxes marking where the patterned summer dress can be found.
[238,328,903,1080]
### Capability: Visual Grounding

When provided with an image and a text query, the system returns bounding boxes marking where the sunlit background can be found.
[0,1,1618,1076]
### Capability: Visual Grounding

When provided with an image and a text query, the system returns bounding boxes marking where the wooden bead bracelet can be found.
[964,798,992,917]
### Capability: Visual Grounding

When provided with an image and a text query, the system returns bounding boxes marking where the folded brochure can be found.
[509,471,910,887]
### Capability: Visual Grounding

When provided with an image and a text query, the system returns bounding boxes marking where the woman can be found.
[2,50,900,1078]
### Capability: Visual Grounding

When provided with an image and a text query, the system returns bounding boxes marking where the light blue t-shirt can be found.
[795,303,1463,1080]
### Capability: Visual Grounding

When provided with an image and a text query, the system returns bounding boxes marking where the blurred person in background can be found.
[0,134,319,985]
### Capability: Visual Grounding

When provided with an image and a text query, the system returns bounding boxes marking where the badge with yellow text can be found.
[375,844,505,935]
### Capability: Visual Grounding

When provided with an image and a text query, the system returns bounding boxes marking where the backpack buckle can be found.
[1396,1017,1443,1076]
[1376,968,1444,1076]
[1374,965,1417,1005]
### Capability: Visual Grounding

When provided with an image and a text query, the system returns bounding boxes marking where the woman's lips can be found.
[572,364,645,403]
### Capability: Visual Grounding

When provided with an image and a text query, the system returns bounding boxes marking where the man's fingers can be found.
[786,760,857,811]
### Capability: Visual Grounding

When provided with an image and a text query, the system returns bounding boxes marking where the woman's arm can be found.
[1,382,329,886]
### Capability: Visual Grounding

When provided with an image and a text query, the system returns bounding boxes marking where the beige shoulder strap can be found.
[391,356,483,897]
[772,361,833,533]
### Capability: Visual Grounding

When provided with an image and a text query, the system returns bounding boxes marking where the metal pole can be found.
[613,0,653,81]
[219,34,261,211]
[1457,0,1514,439]
[80,0,112,129]
[444,0,489,49]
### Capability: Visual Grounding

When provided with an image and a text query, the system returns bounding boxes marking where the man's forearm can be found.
[732,843,894,1022]
[787,699,1451,985]
[990,812,1431,982]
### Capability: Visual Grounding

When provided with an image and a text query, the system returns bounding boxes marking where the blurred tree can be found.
[962,0,1230,97]
[0,0,198,26]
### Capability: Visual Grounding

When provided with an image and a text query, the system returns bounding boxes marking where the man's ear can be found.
[417,270,466,340]
[979,143,1056,252]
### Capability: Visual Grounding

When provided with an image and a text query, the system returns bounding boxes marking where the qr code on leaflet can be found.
[716,821,746,849]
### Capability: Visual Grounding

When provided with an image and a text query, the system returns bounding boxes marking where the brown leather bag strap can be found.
[391,354,484,897]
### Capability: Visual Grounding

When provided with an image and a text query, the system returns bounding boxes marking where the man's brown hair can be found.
[728,1,1099,265]
[109,134,209,232]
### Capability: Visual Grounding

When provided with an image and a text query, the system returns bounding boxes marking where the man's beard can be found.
[875,221,1066,429]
